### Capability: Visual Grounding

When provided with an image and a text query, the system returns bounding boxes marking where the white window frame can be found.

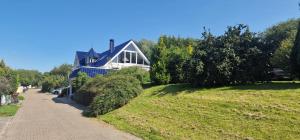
[123,50,138,64]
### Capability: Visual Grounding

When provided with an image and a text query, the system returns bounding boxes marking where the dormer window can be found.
[89,57,97,63]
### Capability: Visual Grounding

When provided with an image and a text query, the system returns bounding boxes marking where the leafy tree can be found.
[0,77,11,96]
[151,36,197,84]
[270,38,294,72]
[136,39,156,59]
[16,69,43,86]
[189,29,240,86]
[189,25,270,86]
[264,18,299,73]
[50,64,72,78]
[150,37,170,84]
[0,60,19,103]
[291,22,300,79]
[0,60,5,68]
[41,64,72,92]
[41,74,66,92]
[223,25,271,83]
[72,72,89,93]
[167,45,191,83]
[263,18,299,52]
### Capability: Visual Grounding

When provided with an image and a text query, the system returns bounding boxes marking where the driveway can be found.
[0,89,140,140]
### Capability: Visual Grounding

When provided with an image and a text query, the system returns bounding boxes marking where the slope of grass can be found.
[0,105,19,117]
[100,82,300,140]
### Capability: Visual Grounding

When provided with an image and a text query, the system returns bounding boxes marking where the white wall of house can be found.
[103,62,150,71]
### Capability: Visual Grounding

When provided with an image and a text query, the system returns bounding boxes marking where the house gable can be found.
[104,40,150,66]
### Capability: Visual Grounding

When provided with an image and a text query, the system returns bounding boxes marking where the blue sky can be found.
[0,0,299,72]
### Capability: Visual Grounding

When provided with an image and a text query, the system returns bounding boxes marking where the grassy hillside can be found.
[100,82,300,140]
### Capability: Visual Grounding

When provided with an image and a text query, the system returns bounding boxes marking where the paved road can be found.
[0,89,140,140]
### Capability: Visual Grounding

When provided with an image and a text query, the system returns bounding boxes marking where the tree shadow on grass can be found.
[151,84,200,96]
[225,82,300,90]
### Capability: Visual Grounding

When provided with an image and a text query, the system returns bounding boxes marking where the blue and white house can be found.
[69,39,150,95]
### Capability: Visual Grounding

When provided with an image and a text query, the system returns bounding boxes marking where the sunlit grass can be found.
[100,82,300,140]
[0,105,19,117]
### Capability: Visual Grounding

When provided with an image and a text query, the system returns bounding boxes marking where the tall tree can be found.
[264,18,299,73]
[136,39,156,59]
[41,64,72,92]
[0,60,5,68]
[50,64,72,78]
[0,60,19,99]
[150,37,170,84]
[16,69,43,86]
[291,22,300,79]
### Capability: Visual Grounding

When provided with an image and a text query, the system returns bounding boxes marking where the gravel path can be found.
[0,89,140,140]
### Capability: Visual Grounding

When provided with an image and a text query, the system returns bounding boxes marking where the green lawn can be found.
[100,82,300,140]
[0,104,19,117]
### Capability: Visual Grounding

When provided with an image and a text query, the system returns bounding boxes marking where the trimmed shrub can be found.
[82,75,142,116]
[73,75,106,105]
[107,67,150,84]
[72,72,89,93]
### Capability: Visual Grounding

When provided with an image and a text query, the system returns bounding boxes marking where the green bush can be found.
[0,60,19,98]
[82,75,142,116]
[72,72,89,93]
[18,95,24,100]
[41,75,67,92]
[108,67,150,84]
[73,75,105,105]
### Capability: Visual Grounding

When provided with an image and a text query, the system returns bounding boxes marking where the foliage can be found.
[150,25,272,87]
[101,82,300,140]
[136,39,156,59]
[107,67,150,84]
[0,77,12,96]
[0,105,19,116]
[150,37,170,84]
[264,18,299,73]
[49,64,72,77]
[167,41,196,83]
[83,75,142,116]
[0,60,19,96]
[263,18,299,52]
[190,30,239,86]
[270,38,294,71]
[72,72,89,93]
[291,21,300,79]
[18,95,25,100]
[222,25,271,83]
[16,69,43,86]
[0,60,5,68]
[41,74,67,92]
[73,75,105,105]
[41,64,72,92]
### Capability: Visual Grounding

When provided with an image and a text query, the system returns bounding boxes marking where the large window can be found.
[116,51,147,65]
[119,52,124,63]
[131,52,136,63]
[125,52,130,63]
